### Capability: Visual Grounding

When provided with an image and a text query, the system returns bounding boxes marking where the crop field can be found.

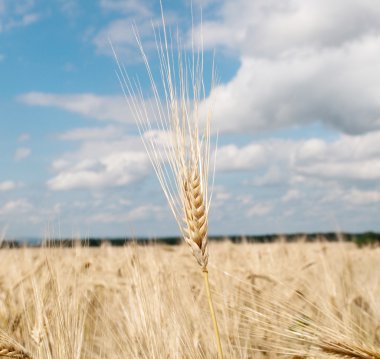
[0,240,378,358]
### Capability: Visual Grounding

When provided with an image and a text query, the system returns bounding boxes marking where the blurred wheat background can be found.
[0,240,378,358]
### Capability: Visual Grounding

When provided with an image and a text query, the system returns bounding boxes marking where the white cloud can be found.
[236,195,253,206]
[99,0,152,17]
[217,130,380,184]
[17,133,30,142]
[93,0,160,59]
[0,54,4,62]
[251,167,286,187]
[93,18,138,57]
[211,185,232,210]
[58,0,80,19]
[297,160,380,181]
[345,189,380,205]
[58,126,121,141]
[93,16,160,60]
[320,187,380,206]
[93,2,180,60]
[88,204,163,223]
[216,143,266,171]
[0,199,32,215]
[247,203,273,217]
[216,139,295,174]
[14,147,31,161]
[214,186,231,202]
[47,135,150,190]
[194,0,380,56]
[185,0,380,135]
[294,131,380,181]
[202,35,380,135]
[282,189,300,202]
[0,0,40,32]
[19,92,136,123]
[126,204,162,221]
[47,151,148,190]
[0,181,16,191]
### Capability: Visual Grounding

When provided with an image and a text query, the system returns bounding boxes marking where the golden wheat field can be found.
[0,240,378,358]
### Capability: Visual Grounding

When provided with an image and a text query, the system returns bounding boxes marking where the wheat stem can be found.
[319,340,380,359]
[203,270,223,359]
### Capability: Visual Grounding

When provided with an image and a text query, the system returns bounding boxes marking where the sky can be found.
[1,0,380,239]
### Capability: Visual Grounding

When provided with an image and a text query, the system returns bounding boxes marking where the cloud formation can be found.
[19,92,136,123]
[0,0,40,32]
[0,199,32,215]
[210,129,380,232]
[202,36,380,135]
[196,0,380,55]
[99,0,152,17]
[194,0,380,135]
[58,125,121,141]
[0,181,16,191]
[217,130,380,182]
[14,147,31,161]
[17,133,30,142]
[89,204,164,223]
[47,131,150,190]
[93,0,156,60]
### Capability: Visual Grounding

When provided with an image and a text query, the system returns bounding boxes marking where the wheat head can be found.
[183,167,208,270]
[113,5,214,271]
[0,345,32,359]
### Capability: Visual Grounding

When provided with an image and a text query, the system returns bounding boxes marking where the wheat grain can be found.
[182,167,208,271]
[0,345,32,359]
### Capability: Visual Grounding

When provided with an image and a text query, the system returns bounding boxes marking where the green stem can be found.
[203,269,224,359]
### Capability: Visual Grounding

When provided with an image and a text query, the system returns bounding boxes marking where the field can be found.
[0,240,378,358]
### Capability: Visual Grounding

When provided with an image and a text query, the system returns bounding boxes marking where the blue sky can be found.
[2,0,380,239]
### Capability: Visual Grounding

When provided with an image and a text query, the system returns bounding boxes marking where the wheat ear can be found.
[0,345,33,359]
[182,167,208,270]
[112,3,223,357]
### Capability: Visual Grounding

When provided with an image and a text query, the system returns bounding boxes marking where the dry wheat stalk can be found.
[319,340,380,359]
[112,3,223,358]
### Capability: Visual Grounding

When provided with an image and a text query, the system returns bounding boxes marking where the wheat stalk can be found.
[112,3,223,357]
[318,340,380,358]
